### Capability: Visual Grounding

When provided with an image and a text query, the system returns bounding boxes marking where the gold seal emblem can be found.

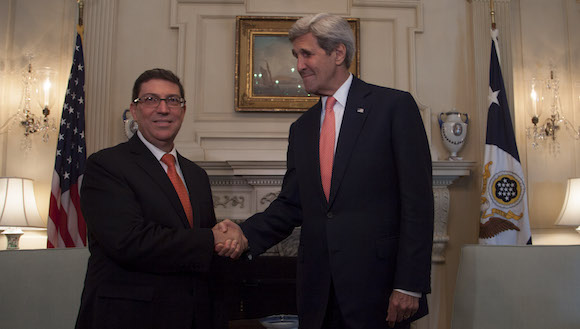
[490,172,524,207]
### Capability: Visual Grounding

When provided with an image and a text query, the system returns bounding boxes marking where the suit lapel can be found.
[329,78,371,206]
[128,136,191,229]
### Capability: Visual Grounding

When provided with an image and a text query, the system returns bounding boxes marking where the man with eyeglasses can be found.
[75,68,245,329]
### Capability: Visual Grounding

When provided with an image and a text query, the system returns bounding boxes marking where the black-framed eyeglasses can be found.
[133,94,186,108]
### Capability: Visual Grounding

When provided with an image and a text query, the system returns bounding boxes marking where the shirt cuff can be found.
[394,289,421,298]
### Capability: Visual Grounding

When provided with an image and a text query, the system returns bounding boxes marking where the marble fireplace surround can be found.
[201,160,474,263]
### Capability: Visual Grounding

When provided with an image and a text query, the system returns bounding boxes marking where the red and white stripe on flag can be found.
[48,174,85,247]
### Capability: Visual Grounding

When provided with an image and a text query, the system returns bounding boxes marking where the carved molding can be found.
[270,227,301,257]
[84,0,117,154]
[213,195,245,209]
[246,177,284,186]
[260,192,280,205]
[210,176,250,186]
[432,186,450,263]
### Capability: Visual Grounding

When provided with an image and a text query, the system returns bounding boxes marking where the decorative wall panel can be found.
[166,0,432,161]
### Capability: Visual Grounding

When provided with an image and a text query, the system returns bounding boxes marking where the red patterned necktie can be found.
[161,154,193,227]
[320,96,337,201]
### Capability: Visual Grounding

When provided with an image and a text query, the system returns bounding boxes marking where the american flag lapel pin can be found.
[357,108,365,113]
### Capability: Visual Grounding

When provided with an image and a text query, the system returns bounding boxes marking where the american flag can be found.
[478,28,531,245]
[47,29,87,248]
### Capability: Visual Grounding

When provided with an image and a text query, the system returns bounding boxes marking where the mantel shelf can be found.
[200,160,476,183]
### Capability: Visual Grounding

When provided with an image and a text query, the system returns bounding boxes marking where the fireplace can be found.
[223,256,297,328]
[201,160,474,328]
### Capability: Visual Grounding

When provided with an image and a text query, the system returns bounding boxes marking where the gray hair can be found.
[288,13,355,68]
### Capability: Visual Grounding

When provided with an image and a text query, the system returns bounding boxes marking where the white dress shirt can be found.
[137,131,189,192]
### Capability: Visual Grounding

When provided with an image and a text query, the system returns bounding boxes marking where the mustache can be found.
[299,70,314,78]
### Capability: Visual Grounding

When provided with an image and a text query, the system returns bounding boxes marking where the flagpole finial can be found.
[77,0,84,27]
[490,0,496,30]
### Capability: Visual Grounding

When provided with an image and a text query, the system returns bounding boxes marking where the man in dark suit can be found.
[221,13,434,329]
[76,68,246,329]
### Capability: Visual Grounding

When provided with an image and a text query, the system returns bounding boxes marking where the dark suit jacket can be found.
[241,77,434,329]
[76,135,225,329]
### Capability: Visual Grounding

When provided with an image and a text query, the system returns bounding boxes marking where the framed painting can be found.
[235,16,360,112]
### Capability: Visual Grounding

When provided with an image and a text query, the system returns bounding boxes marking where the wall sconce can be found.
[0,177,46,249]
[526,68,580,154]
[555,178,580,234]
[0,56,57,150]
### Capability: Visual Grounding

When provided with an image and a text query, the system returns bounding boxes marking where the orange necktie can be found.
[161,154,193,227]
[320,96,337,201]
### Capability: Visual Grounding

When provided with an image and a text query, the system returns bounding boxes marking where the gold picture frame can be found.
[235,16,360,112]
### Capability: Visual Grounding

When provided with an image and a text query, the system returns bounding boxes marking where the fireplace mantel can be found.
[200,160,475,263]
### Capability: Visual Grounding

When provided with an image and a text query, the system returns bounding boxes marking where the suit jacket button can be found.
[327,212,333,219]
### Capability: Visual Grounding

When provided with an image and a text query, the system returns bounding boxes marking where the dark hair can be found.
[132,68,184,101]
[288,13,355,68]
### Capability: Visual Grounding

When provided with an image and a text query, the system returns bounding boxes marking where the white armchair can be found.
[450,245,580,329]
[0,248,89,329]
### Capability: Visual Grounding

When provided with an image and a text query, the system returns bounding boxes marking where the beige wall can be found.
[0,0,76,248]
[515,0,580,233]
[1,1,579,328]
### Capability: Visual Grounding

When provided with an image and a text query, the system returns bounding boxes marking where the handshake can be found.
[211,219,248,259]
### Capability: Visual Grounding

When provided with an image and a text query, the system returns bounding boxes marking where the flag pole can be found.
[77,0,84,43]
[78,0,84,27]
[490,0,496,30]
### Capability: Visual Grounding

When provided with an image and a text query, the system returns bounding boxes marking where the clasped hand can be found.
[211,219,248,259]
